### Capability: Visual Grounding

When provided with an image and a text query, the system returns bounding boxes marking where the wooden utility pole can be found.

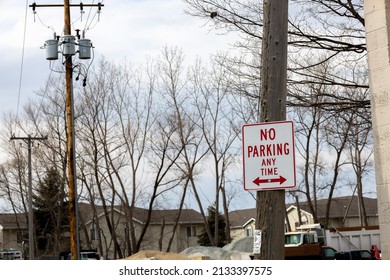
[253,0,289,260]
[30,1,103,260]
[10,134,48,260]
[63,0,79,261]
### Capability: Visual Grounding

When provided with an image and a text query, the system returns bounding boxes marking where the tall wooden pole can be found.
[254,0,289,260]
[64,0,79,260]
[10,135,48,260]
[30,0,103,261]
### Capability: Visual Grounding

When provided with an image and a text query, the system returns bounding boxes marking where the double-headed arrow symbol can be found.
[253,175,286,186]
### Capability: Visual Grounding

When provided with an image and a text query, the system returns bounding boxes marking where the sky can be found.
[0,0,238,116]
[1,1,375,211]
[0,0,256,211]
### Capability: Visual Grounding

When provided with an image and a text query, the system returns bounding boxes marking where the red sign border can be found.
[242,120,296,191]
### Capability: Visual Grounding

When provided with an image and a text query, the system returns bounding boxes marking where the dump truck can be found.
[284,225,336,259]
[284,223,381,259]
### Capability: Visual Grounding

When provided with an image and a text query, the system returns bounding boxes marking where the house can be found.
[0,205,205,260]
[0,196,379,259]
[229,208,257,240]
[0,213,27,253]
[77,203,205,259]
[287,196,379,230]
[229,196,379,240]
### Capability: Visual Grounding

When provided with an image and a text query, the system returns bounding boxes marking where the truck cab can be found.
[285,231,319,247]
[284,224,336,259]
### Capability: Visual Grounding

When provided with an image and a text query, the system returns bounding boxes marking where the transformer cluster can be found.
[44,31,92,60]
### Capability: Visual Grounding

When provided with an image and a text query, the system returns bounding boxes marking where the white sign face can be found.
[253,230,262,254]
[242,121,296,191]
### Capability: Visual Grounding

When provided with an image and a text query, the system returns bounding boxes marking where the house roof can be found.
[148,208,204,225]
[0,204,204,230]
[286,205,312,216]
[296,196,378,218]
[1,196,378,229]
[0,213,27,230]
[78,203,204,226]
[229,196,378,228]
[229,208,256,228]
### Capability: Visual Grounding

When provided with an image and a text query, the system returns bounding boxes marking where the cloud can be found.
[0,0,238,115]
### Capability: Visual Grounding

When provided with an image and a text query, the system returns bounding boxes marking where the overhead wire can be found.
[83,0,104,35]
[75,1,104,87]
[33,9,56,33]
[15,0,29,131]
[19,1,103,122]
[83,0,95,32]
[28,3,59,126]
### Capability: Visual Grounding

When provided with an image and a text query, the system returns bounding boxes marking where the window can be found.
[323,247,336,259]
[246,226,253,237]
[16,231,23,243]
[187,226,197,237]
[90,224,98,241]
[285,234,301,245]
[359,250,373,260]
[301,215,308,225]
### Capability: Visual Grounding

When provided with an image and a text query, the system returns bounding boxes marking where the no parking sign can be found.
[242,121,296,191]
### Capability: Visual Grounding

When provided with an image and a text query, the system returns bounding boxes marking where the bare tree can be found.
[76,59,128,259]
[0,117,29,216]
[320,111,353,228]
[191,55,241,245]
[133,109,185,252]
[183,2,373,229]
[184,0,367,90]
[344,88,373,227]
[157,47,212,250]
[108,59,155,255]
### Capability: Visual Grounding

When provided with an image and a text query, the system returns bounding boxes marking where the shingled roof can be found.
[0,213,27,230]
[297,196,378,218]
[148,208,204,225]
[77,203,204,226]
[229,208,256,229]
[0,204,204,230]
[228,196,378,228]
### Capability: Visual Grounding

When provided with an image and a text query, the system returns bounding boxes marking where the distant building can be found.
[287,196,379,230]
[229,196,379,239]
[1,205,205,260]
[78,204,205,259]
[0,213,27,253]
[1,196,379,259]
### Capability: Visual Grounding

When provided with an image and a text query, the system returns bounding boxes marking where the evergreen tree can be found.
[33,167,68,254]
[197,204,227,247]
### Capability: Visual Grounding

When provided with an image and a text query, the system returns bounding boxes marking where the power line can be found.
[16,0,29,125]
[30,1,104,261]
